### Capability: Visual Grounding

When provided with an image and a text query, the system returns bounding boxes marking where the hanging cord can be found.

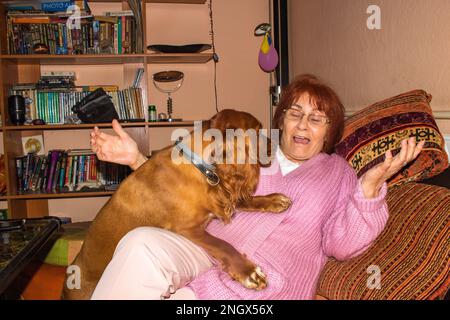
[209,0,219,113]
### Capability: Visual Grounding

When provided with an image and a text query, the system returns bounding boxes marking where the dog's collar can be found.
[174,139,220,186]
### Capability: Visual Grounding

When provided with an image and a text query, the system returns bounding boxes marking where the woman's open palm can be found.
[90,119,140,167]
[360,137,425,198]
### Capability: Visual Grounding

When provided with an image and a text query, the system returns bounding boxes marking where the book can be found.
[104,10,134,17]
[41,1,74,13]
[41,151,51,192]
[132,68,144,88]
[30,155,43,191]
[16,157,25,192]
[71,155,78,187]
[58,151,68,189]
[23,153,34,191]
[82,85,119,92]
[46,150,61,192]
[64,155,73,187]
[67,148,94,156]
[52,151,63,190]
[36,155,49,191]
[11,17,51,24]
[41,71,76,78]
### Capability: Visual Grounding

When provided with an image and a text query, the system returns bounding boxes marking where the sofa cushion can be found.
[335,90,449,186]
[317,182,450,300]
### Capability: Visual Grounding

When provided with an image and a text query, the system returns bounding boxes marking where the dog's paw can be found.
[268,193,292,213]
[241,266,267,290]
[228,261,267,291]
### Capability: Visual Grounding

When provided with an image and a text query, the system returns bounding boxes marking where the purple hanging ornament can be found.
[258,34,279,72]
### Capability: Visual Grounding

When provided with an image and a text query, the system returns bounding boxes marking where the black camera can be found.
[72,88,119,124]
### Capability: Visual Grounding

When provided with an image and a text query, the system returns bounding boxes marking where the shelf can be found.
[3,121,196,130]
[5,191,115,200]
[0,54,145,65]
[146,120,197,127]
[0,53,213,65]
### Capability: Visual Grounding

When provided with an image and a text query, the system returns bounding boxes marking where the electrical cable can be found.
[208,0,219,113]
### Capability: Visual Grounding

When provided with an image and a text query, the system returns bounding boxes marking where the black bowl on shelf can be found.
[147,44,212,54]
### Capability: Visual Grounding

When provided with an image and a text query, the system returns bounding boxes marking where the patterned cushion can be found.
[335,90,449,186]
[317,183,450,300]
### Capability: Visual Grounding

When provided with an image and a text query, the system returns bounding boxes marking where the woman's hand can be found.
[90,119,148,170]
[360,137,425,198]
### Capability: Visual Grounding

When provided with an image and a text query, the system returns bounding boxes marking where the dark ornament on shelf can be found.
[8,95,26,125]
[33,43,49,54]
[147,44,212,54]
[32,119,46,125]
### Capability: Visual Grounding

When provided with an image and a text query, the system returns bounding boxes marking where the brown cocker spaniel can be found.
[63,109,291,299]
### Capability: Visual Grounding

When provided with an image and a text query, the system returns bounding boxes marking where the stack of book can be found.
[6,4,139,55]
[37,71,76,90]
[11,84,145,124]
[15,149,132,194]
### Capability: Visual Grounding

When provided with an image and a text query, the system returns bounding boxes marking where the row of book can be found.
[11,85,145,124]
[7,13,138,55]
[15,149,132,194]
[6,1,90,13]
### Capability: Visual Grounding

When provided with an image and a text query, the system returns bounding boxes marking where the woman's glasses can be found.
[283,106,330,127]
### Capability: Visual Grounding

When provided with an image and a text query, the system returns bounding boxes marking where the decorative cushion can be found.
[317,183,450,300]
[44,222,90,267]
[335,90,449,186]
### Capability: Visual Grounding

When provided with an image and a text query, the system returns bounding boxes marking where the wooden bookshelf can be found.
[0,53,213,65]
[0,0,209,219]
[5,191,115,200]
[2,121,196,131]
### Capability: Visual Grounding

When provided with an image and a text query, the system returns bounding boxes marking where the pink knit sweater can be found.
[188,152,389,299]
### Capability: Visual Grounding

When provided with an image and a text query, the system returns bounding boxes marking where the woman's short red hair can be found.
[272,74,345,154]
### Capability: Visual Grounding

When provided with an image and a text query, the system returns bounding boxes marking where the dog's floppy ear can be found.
[209,109,238,133]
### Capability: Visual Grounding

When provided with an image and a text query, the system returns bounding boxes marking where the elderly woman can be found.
[89,74,424,299]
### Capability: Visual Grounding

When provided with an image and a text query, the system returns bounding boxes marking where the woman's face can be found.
[280,93,329,163]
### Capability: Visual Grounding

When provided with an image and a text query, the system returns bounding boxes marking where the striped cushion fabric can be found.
[317,183,450,300]
[335,90,449,186]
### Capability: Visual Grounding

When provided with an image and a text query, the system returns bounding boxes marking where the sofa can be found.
[317,89,449,300]
[23,90,450,300]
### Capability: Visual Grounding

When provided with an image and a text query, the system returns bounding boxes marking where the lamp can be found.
[152,71,184,122]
